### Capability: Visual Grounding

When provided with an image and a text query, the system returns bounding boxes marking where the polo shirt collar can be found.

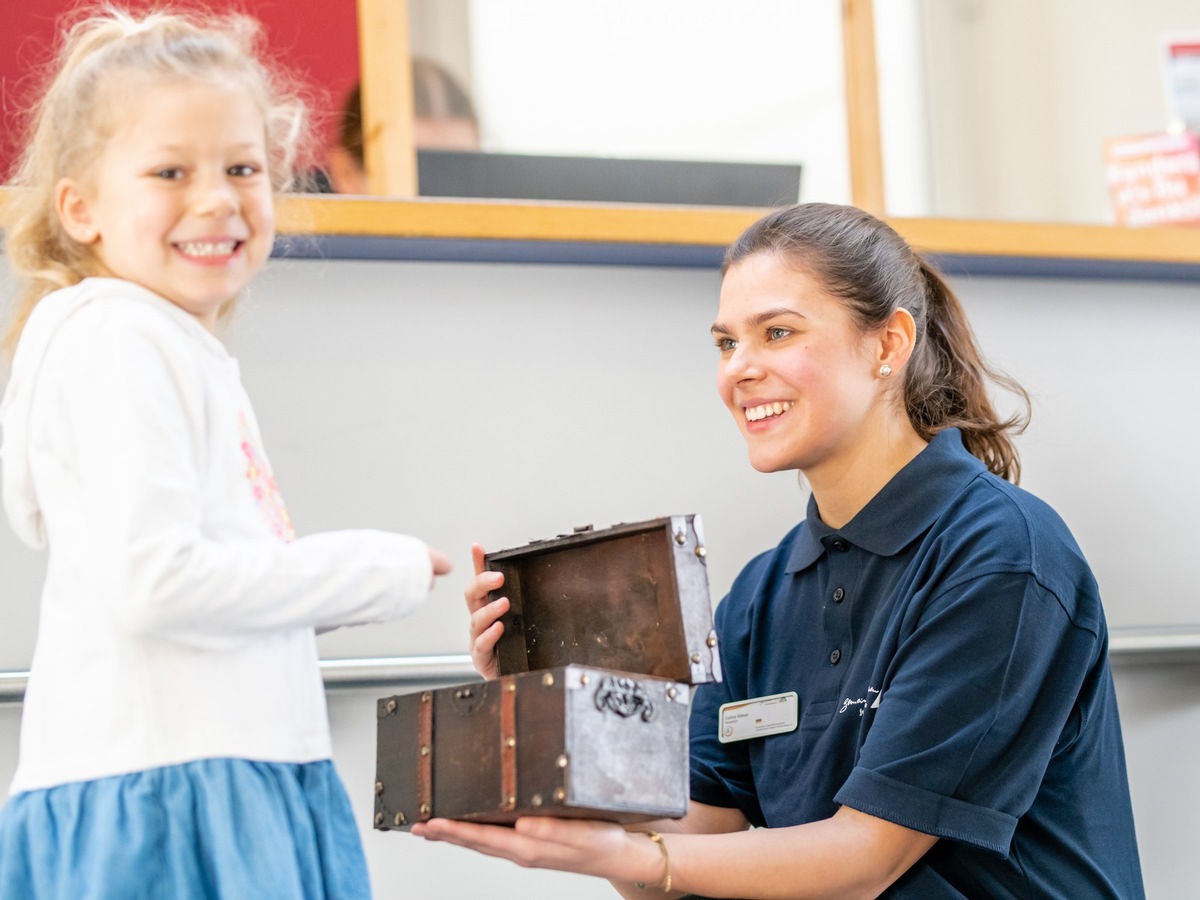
[786,428,986,572]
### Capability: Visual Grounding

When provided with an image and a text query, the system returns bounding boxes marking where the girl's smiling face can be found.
[56,77,275,330]
[713,252,887,478]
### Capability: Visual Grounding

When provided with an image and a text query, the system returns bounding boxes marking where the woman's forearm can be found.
[616,807,936,900]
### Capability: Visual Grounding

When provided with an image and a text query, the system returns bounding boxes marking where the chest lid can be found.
[486,514,721,684]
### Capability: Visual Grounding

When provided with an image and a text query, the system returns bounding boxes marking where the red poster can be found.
[1104,132,1200,227]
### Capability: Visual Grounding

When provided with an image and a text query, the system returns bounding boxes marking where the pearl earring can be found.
[878,364,892,378]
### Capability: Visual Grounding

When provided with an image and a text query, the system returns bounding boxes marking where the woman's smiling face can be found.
[712,252,884,477]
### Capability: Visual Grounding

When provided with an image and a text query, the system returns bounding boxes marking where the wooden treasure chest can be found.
[374,514,721,830]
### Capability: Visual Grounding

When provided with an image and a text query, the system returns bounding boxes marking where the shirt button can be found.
[831,539,848,552]
[829,649,842,665]
[833,587,845,603]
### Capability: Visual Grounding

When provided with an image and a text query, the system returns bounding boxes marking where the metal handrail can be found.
[0,653,479,705]
[319,654,478,688]
[1107,625,1200,664]
[3,631,1200,704]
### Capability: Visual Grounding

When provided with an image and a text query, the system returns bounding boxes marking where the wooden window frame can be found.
[2,1,1197,268]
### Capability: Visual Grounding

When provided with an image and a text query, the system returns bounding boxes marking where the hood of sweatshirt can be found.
[1,277,228,549]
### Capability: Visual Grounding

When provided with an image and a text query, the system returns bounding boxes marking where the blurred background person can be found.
[324,57,480,194]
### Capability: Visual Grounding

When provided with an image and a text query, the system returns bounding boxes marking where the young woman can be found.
[420,203,1145,899]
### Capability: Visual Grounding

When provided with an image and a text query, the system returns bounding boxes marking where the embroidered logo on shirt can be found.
[239,413,295,542]
[839,686,882,717]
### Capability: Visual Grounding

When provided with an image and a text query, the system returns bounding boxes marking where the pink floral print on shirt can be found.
[239,413,295,542]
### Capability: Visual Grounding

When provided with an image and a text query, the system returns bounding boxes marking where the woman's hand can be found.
[465,543,508,680]
[412,816,669,890]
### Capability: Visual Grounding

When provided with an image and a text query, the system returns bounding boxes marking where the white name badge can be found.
[718,691,799,743]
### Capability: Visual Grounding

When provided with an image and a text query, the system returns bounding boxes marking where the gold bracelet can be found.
[633,830,671,893]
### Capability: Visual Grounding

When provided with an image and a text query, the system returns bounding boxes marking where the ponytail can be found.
[723,203,1030,482]
[906,259,1029,482]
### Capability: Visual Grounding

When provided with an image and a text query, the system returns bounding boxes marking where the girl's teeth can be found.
[178,240,237,257]
[746,401,794,421]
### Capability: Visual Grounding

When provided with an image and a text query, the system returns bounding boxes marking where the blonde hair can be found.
[2,4,310,356]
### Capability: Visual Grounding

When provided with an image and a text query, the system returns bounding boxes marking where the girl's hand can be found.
[465,543,507,680]
[428,547,453,586]
[412,816,668,889]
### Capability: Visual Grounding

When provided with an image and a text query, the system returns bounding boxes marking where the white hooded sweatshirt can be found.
[2,278,433,794]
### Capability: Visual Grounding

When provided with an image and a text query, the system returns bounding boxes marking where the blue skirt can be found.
[0,758,370,899]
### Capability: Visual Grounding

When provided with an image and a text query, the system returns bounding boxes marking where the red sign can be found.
[1104,132,1200,227]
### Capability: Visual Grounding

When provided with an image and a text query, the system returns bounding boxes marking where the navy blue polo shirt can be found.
[690,429,1144,898]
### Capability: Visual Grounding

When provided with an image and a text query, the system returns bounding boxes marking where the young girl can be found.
[0,7,450,897]
[426,203,1145,898]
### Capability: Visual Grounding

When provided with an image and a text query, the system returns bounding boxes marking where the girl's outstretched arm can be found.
[59,300,446,648]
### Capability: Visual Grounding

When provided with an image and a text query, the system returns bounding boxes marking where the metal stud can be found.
[394,812,407,826]
[674,531,686,545]
[542,673,555,687]
[706,635,718,647]
[505,737,516,749]
[385,698,397,714]
[695,545,707,558]
[579,674,590,686]
[374,812,385,826]
[556,754,569,768]
[505,795,516,809]
[667,687,678,700]
[531,794,543,807]
[421,692,432,703]
[690,652,702,663]
[420,745,430,757]
[374,781,384,795]
[553,788,565,801]
[506,682,516,693]
[419,802,431,816]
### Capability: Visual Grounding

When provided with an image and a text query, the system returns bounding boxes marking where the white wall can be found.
[1111,659,1200,898]
[6,256,1198,667]
[0,258,801,669]
[920,0,1200,223]
[3,254,1199,897]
